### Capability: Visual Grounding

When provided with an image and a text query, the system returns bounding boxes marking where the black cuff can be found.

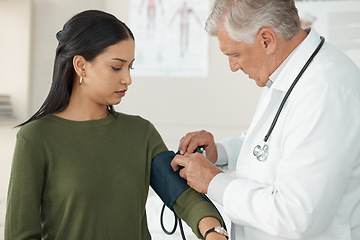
[150,151,189,210]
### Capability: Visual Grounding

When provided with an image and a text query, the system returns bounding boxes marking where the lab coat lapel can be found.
[245,28,324,143]
[237,87,284,178]
[271,28,324,93]
[236,28,325,179]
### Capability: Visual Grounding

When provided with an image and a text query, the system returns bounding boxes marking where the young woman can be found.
[5,10,227,240]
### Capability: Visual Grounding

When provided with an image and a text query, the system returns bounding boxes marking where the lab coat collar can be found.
[270,28,323,93]
[243,29,323,146]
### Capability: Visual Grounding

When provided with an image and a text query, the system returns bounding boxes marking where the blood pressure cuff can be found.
[150,150,189,210]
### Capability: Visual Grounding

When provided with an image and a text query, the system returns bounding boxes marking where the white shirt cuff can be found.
[215,142,228,166]
[207,172,234,205]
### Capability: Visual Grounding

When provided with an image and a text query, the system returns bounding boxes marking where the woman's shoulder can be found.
[18,115,53,136]
[115,112,152,125]
[114,112,160,134]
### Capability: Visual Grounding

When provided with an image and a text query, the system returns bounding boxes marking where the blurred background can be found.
[0,0,359,239]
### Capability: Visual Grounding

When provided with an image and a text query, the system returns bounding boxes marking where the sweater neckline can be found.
[47,113,116,127]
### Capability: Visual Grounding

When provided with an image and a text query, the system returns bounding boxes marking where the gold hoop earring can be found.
[79,76,83,85]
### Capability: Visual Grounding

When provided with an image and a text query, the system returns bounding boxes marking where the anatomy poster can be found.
[129,0,210,77]
[295,0,360,67]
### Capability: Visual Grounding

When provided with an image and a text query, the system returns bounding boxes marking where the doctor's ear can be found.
[258,28,277,55]
[73,55,87,78]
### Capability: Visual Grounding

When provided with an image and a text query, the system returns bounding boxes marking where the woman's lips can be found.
[115,90,127,97]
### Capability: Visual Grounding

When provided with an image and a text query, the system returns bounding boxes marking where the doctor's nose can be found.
[229,57,240,72]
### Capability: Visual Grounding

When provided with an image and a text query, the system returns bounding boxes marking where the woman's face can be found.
[83,38,135,107]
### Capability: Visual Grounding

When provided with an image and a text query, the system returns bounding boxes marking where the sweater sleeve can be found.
[146,121,224,238]
[5,133,44,240]
[173,188,224,239]
[147,121,168,159]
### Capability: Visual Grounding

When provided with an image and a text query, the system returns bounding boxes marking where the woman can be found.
[5,10,227,240]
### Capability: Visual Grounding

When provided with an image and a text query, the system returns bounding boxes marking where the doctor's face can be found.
[216,27,269,87]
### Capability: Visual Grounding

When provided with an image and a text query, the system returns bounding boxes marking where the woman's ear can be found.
[258,28,277,55]
[73,55,87,78]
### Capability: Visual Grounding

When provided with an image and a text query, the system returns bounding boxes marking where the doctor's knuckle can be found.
[185,132,195,138]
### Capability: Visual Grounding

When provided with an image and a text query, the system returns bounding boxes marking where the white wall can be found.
[0,0,31,121]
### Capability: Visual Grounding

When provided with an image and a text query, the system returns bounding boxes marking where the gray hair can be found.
[205,0,301,44]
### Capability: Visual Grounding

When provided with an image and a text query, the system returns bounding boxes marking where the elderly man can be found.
[171,0,360,239]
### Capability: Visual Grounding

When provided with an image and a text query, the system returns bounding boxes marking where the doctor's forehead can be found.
[216,28,240,53]
[218,39,242,57]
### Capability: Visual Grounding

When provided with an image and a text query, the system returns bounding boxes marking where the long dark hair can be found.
[18,10,134,127]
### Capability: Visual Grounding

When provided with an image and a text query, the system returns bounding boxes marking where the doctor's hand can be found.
[171,153,223,194]
[178,130,218,164]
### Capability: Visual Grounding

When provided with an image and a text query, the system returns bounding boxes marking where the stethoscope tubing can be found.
[254,36,325,161]
[263,36,325,142]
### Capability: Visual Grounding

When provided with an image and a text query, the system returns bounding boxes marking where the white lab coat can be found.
[208,28,360,240]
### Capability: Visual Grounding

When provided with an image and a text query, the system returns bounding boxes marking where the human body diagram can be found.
[169,1,202,56]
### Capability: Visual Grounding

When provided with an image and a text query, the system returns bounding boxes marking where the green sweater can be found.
[5,113,222,240]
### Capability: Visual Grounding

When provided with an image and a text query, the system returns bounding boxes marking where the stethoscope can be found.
[253,36,325,161]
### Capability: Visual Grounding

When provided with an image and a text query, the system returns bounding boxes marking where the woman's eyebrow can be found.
[111,58,136,63]
[111,58,127,62]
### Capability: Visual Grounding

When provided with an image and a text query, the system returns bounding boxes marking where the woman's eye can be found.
[112,65,134,71]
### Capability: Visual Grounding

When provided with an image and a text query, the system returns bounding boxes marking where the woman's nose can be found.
[121,71,132,86]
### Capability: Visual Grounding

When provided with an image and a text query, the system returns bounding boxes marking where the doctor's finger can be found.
[178,131,199,154]
[171,155,188,171]
[179,130,214,154]
[179,168,187,180]
[185,131,215,154]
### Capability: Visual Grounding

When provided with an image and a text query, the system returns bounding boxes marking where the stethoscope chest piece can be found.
[253,143,269,161]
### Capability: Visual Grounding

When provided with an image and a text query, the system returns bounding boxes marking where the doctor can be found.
[171,0,360,239]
